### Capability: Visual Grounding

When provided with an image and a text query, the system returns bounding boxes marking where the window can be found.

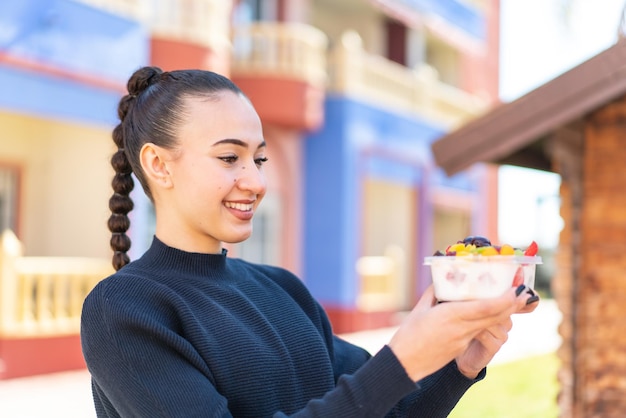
[0,165,19,234]
[385,18,407,65]
[233,0,278,23]
[425,35,461,87]
[361,179,416,310]
[432,207,471,253]
[236,194,281,265]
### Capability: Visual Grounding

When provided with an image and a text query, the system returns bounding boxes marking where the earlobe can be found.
[139,143,173,188]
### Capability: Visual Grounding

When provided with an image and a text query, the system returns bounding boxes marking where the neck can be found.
[154,225,223,255]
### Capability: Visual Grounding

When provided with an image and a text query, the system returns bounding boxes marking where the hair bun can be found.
[127,66,164,97]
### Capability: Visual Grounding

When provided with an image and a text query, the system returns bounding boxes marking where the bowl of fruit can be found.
[424,236,542,301]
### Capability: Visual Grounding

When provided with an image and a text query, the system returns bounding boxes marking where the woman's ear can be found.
[140,143,173,189]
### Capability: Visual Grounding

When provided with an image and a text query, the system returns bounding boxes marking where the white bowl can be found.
[424,255,542,301]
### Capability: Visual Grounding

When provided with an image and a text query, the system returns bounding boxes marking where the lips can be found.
[224,201,253,211]
[224,201,254,221]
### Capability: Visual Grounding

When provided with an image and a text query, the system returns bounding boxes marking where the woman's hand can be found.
[455,288,540,378]
[454,320,512,378]
[387,285,537,382]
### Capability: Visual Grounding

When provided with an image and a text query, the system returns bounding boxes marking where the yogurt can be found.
[424,255,542,301]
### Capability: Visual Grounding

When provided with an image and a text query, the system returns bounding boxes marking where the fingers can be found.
[414,284,437,312]
[491,285,539,316]
[473,330,505,356]
[463,321,512,373]
[417,284,539,319]
[516,287,540,314]
[448,287,520,321]
[435,286,532,336]
[481,318,513,342]
[472,320,512,354]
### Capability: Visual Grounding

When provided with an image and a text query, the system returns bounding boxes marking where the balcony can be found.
[231,22,329,131]
[232,22,328,87]
[0,230,112,378]
[230,23,487,131]
[329,31,489,128]
[77,0,232,71]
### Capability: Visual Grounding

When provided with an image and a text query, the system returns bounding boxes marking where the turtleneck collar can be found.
[137,236,229,277]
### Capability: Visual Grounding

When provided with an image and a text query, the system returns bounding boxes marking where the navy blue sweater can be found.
[81,237,482,417]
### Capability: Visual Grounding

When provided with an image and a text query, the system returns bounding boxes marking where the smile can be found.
[224,201,254,212]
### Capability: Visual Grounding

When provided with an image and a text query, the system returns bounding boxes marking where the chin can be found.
[223,232,253,244]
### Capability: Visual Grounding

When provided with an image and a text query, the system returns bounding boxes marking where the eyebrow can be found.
[212,138,266,149]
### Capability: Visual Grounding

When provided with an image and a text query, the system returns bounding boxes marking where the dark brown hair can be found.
[108,66,243,270]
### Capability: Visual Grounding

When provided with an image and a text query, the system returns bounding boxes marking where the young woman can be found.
[81,66,539,417]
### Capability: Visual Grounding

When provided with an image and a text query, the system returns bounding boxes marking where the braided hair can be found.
[108,66,243,270]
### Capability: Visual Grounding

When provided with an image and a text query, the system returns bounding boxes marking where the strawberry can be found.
[524,241,538,256]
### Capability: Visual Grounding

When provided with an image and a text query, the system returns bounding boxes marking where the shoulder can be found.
[86,264,157,298]
[231,258,328,319]
[232,259,310,297]
[82,264,176,322]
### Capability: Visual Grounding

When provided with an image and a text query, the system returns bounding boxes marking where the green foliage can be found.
[449,353,560,418]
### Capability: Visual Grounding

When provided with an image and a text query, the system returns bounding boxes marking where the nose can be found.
[236,164,267,196]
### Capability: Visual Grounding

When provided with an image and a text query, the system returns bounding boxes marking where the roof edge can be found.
[432,38,626,175]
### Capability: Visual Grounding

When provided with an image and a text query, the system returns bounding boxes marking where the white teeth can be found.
[225,202,253,211]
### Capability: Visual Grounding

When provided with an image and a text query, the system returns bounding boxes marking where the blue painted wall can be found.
[304,96,478,307]
[0,0,148,125]
[0,66,122,126]
[304,98,352,305]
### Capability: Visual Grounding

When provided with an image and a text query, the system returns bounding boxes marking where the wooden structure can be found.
[431,39,626,418]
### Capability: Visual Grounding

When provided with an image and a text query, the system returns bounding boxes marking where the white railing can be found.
[0,230,112,337]
[77,0,232,50]
[329,30,489,128]
[231,23,329,87]
[149,0,231,50]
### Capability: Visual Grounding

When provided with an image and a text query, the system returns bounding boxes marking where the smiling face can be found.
[144,91,267,253]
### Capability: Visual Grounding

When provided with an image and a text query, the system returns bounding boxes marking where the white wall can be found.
[0,112,113,257]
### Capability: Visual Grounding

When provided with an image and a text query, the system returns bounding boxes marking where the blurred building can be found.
[0,0,500,378]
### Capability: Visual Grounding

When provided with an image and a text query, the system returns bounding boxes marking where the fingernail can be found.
[526,288,536,297]
[515,285,526,296]
[526,295,540,305]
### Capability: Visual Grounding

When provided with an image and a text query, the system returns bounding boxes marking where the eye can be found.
[255,157,268,167]
[218,155,238,164]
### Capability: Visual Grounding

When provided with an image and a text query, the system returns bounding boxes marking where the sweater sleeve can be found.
[276,345,418,418]
[267,271,484,417]
[273,343,484,418]
[322,336,484,418]
[386,361,486,417]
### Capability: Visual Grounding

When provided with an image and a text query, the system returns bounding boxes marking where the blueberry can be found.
[461,235,491,247]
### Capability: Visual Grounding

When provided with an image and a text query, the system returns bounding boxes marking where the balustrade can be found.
[232,22,328,87]
[0,230,112,337]
[329,30,489,127]
[77,0,231,50]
